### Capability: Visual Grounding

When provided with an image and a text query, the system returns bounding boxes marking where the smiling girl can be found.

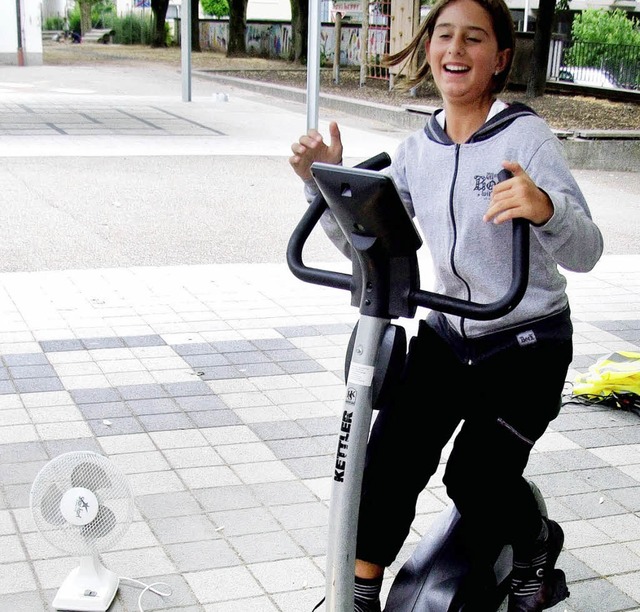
[289,0,603,610]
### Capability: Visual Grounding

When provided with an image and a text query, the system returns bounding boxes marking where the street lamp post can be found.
[16,0,25,66]
[306,0,321,130]
[181,0,192,101]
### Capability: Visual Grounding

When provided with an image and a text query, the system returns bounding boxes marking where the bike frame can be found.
[287,155,529,611]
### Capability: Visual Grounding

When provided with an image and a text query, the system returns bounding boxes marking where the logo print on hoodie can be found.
[474,173,500,199]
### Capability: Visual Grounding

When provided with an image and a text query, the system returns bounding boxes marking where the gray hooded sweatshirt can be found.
[307,103,604,339]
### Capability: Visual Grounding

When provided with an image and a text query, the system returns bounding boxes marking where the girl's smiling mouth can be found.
[444,64,470,73]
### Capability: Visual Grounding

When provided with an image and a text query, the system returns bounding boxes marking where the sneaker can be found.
[507,519,570,612]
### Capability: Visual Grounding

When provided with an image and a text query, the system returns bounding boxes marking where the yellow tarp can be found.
[573,351,640,397]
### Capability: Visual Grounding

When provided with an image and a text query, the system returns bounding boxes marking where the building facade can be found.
[2,0,44,66]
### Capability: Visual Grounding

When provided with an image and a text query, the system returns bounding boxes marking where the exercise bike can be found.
[287,153,546,612]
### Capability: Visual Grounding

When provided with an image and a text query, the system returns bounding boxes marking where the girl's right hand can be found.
[289,121,343,181]
[484,161,554,226]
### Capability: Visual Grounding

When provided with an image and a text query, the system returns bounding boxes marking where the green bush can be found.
[566,9,640,88]
[109,14,173,46]
[111,13,155,45]
[91,0,117,28]
[571,8,640,46]
[68,6,82,34]
[60,0,116,32]
[49,1,171,46]
[43,16,65,30]
[201,0,230,17]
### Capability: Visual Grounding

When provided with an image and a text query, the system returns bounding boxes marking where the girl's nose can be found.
[448,35,465,56]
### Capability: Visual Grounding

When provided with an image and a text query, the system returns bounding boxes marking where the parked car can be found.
[557,66,620,89]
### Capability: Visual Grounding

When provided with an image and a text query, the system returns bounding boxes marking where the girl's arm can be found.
[485,139,603,273]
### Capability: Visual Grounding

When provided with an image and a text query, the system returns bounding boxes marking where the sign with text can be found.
[332,1,363,21]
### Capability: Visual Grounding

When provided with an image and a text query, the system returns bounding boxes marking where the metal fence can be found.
[548,39,640,91]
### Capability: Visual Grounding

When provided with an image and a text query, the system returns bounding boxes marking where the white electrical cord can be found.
[119,576,173,611]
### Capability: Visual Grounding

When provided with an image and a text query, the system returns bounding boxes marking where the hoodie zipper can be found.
[448,145,471,339]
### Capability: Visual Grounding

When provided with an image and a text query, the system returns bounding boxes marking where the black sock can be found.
[511,519,549,597]
[354,575,383,612]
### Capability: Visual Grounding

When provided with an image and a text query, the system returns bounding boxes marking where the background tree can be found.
[227,0,248,55]
[150,0,170,47]
[77,0,96,35]
[567,8,640,87]
[201,0,230,17]
[191,0,201,51]
[570,8,640,48]
[201,0,231,53]
[526,0,557,97]
[289,0,309,63]
[70,0,116,34]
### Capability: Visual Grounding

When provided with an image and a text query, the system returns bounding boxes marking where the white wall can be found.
[0,0,43,66]
[115,0,291,21]
[41,0,69,18]
[247,0,291,21]
[507,0,639,10]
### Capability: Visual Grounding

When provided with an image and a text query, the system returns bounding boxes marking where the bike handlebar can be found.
[286,155,530,322]
[286,153,392,293]
[410,216,529,320]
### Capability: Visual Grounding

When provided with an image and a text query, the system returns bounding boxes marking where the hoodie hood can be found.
[425,102,539,145]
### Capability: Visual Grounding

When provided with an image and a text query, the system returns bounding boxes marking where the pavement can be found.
[0,61,639,612]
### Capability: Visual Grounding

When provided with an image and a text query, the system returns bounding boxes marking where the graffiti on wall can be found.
[200,21,228,53]
[200,20,374,66]
[246,23,291,57]
[317,27,362,65]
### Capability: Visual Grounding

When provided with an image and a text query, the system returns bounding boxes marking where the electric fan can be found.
[30,451,134,612]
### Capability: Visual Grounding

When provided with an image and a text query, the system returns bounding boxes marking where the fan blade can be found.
[71,461,111,491]
[81,504,117,541]
[40,484,66,526]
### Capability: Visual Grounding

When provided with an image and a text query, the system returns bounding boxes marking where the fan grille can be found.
[30,451,134,555]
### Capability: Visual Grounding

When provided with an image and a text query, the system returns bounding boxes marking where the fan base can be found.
[52,560,119,612]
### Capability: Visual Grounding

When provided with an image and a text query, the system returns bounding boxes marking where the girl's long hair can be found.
[384,0,516,93]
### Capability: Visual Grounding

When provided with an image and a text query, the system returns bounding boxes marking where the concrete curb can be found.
[197,71,640,172]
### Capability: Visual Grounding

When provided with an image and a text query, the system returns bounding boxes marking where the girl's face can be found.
[426,0,510,106]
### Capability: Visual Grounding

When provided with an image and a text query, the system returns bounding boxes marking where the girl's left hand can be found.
[484,160,554,226]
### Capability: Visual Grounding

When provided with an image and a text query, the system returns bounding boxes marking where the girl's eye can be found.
[467,37,481,43]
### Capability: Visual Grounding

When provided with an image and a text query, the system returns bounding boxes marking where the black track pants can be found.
[355,319,572,567]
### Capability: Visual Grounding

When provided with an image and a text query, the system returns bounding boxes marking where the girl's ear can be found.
[496,48,511,73]
[425,39,432,64]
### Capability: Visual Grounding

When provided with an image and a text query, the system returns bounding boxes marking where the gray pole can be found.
[15,0,25,66]
[333,12,342,85]
[181,0,192,102]
[360,0,369,86]
[325,315,389,610]
[306,0,321,131]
